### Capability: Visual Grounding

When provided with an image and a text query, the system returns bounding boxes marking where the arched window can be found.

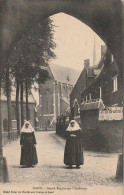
[11,105,16,120]
[3,118,8,131]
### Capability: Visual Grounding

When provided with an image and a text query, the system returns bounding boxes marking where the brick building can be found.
[70,45,107,119]
[81,49,122,107]
[69,46,123,152]
[37,64,80,130]
[80,49,123,152]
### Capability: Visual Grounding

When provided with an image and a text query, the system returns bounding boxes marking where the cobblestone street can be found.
[0,131,123,195]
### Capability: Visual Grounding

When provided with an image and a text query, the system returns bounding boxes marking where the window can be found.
[113,76,118,92]
[111,54,114,62]
[11,105,16,120]
[89,93,91,100]
[86,96,87,101]
[99,87,102,98]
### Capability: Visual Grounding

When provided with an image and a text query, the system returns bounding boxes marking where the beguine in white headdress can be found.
[66,120,81,131]
[20,121,35,133]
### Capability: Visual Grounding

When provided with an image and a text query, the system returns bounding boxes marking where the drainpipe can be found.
[57,93,60,116]
[53,81,56,122]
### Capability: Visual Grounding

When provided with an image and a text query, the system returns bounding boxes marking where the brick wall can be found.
[56,108,123,153]
[98,120,122,152]
[80,110,122,152]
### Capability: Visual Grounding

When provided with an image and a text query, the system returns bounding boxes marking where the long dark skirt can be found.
[20,133,38,166]
[64,137,84,166]
[20,143,38,165]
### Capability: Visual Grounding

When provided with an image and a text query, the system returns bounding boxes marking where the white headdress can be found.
[20,121,35,133]
[66,120,81,131]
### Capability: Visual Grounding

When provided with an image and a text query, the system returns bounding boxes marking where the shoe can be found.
[76,165,80,169]
[27,165,33,168]
[67,165,72,169]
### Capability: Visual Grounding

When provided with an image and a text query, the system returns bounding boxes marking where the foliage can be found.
[9,17,56,89]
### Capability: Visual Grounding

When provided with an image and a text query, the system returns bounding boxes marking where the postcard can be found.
[0,1,123,195]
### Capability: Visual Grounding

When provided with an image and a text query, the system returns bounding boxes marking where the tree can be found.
[5,65,12,133]
[9,17,56,128]
[16,76,20,131]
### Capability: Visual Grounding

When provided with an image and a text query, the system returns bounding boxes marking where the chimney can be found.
[101,45,107,58]
[84,59,90,69]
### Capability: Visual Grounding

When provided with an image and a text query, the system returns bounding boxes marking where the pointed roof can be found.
[49,63,81,86]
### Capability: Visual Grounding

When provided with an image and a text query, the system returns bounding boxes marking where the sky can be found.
[50,13,105,71]
[33,13,105,104]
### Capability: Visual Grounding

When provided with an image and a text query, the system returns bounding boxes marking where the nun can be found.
[20,121,38,167]
[64,120,84,169]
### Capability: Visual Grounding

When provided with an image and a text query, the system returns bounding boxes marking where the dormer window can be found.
[113,75,118,92]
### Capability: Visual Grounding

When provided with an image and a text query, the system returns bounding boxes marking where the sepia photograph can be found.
[0,0,123,195]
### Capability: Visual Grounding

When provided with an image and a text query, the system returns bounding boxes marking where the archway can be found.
[0,0,123,78]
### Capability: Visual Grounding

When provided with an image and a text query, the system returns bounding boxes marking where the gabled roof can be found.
[49,63,81,86]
